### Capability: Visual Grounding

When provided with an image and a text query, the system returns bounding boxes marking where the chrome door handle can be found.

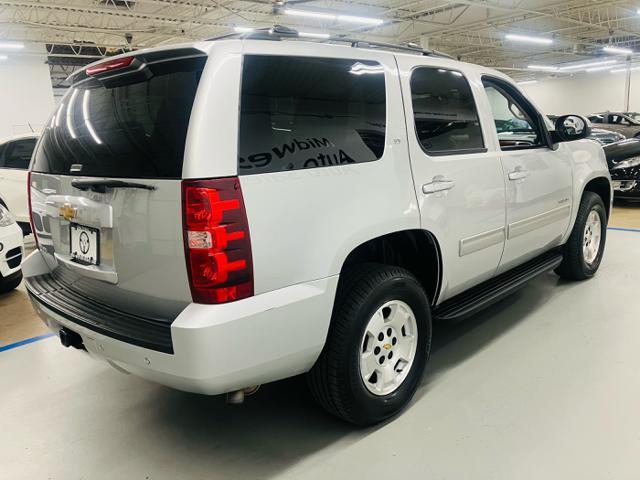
[508,167,529,181]
[422,176,455,194]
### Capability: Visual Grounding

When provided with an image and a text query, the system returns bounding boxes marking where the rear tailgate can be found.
[28,48,207,325]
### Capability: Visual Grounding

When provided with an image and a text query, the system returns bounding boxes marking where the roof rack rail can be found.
[206,25,453,60]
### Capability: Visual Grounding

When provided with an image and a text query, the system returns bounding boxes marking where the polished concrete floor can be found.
[1,207,640,479]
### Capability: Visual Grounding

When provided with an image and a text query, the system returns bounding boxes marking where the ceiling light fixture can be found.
[527,65,558,71]
[0,42,24,50]
[559,59,617,71]
[603,46,633,55]
[284,8,383,26]
[505,34,553,45]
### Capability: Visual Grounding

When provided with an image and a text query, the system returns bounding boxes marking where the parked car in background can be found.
[0,204,24,293]
[603,138,640,201]
[0,133,39,235]
[500,116,625,147]
[548,115,625,145]
[587,112,640,139]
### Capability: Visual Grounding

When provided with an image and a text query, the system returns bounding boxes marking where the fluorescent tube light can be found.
[517,80,538,85]
[505,34,553,45]
[336,14,384,25]
[586,64,620,72]
[611,66,640,73]
[284,8,383,26]
[527,65,558,71]
[559,59,617,71]
[0,55,7,61]
[0,42,24,50]
[603,46,633,55]
[284,8,336,20]
[299,32,330,39]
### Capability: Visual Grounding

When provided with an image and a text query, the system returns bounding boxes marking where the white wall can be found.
[519,70,640,116]
[0,43,54,138]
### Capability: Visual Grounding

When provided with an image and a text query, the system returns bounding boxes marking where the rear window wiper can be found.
[71,179,157,193]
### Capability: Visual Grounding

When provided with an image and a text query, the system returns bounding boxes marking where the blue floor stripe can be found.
[0,333,55,353]
[608,226,640,233]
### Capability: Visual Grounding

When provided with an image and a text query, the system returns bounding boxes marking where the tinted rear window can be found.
[410,67,484,154]
[32,56,205,178]
[238,55,386,175]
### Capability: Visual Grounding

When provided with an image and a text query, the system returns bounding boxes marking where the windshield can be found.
[32,54,205,178]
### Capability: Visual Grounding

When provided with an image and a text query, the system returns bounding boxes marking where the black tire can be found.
[307,263,432,426]
[555,192,607,280]
[0,270,23,294]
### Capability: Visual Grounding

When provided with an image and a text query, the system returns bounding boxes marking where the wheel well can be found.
[583,177,611,218]
[341,230,442,305]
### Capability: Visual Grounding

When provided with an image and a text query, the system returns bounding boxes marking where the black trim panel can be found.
[26,272,174,354]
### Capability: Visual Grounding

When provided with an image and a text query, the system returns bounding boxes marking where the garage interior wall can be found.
[0,43,54,138]
[520,71,640,116]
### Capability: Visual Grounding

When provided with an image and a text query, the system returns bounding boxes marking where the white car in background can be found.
[0,204,24,293]
[0,133,39,236]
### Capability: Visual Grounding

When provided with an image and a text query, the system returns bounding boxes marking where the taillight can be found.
[182,177,253,304]
[27,171,39,248]
[86,56,135,76]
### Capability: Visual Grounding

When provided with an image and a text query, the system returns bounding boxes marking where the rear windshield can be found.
[32,55,205,178]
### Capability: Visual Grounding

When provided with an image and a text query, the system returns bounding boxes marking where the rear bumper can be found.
[24,250,337,395]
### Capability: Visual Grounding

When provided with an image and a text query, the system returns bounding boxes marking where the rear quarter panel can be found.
[186,41,420,295]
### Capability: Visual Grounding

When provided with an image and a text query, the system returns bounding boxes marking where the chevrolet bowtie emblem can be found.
[59,203,77,221]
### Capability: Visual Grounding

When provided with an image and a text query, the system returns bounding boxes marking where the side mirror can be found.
[553,114,591,143]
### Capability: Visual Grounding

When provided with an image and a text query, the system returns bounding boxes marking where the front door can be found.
[482,77,573,273]
[396,58,506,302]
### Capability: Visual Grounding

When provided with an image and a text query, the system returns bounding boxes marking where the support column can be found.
[624,55,631,111]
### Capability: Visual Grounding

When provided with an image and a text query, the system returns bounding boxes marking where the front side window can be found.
[0,138,37,169]
[483,78,545,150]
[410,67,484,154]
[588,115,604,124]
[238,55,386,175]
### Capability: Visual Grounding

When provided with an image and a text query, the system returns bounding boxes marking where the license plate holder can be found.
[70,223,100,266]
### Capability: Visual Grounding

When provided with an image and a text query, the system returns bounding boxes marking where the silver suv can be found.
[24,30,612,425]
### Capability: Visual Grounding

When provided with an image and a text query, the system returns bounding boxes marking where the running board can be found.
[433,250,563,322]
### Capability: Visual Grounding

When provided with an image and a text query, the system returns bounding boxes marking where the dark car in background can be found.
[588,112,640,139]
[603,138,640,200]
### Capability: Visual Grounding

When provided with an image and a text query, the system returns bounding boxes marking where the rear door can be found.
[396,58,506,301]
[29,48,207,319]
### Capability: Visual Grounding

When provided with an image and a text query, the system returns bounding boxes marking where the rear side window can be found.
[410,67,484,155]
[0,138,37,169]
[32,55,205,178]
[238,55,386,175]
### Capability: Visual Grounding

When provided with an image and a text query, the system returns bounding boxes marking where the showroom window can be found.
[238,55,386,174]
[483,77,547,150]
[0,138,37,169]
[409,67,485,155]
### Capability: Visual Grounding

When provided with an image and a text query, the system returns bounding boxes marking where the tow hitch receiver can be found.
[59,328,84,350]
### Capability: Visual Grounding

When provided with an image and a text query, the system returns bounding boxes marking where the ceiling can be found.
[1,0,639,85]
